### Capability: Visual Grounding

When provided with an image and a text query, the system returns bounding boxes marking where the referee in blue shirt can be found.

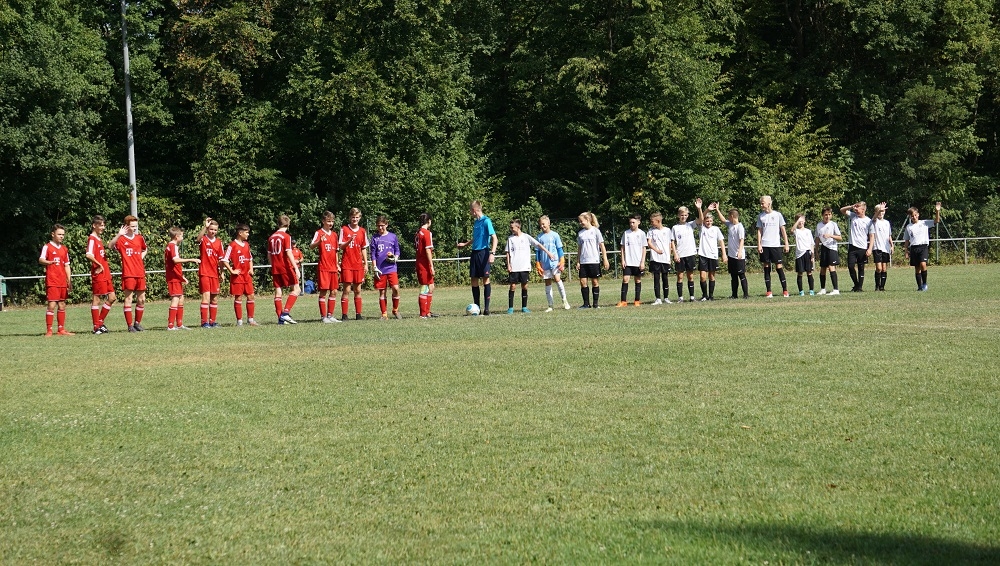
[457,200,498,315]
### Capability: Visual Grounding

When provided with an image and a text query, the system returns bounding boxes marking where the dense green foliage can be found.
[3,0,1000,279]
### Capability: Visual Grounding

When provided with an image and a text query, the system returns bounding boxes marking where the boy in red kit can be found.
[338,207,369,320]
[222,224,259,326]
[85,215,116,334]
[310,211,341,323]
[39,224,74,336]
[269,215,300,324]
[165,226,201,330]
[415,213,435,318]
[109,215,148,332]
[197,218,224,327]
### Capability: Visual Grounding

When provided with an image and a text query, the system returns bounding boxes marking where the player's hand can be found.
[536,263,544,276]
[575,262,581,271]
[205,217,213,227]
[757,245,763,254]
[866,249,872,257]
[783,245,789,253]
[182,277,189,284]
[94,265,103,274]
[694,198,703,208]
[194,258,201,264]
[602,259,609,270]
[232,269,242,275]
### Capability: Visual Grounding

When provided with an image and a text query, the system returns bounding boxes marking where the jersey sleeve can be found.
[39,245,48,261]
[311,230,322,246]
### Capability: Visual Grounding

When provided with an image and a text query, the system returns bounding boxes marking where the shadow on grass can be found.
[640,520,999,564]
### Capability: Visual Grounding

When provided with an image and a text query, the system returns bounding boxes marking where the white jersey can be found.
[697,225,725,259]
[869,218,892,253]
[647,226,673,263]
[577,227,604,264]
[847,211,871,249]
[904,219,935,246]
[815,221,841,250]
[506,233,543,272]
[620,229,647,267]
[794,227,814,258]
[724,221,745,259]
[672,221,698,258]
[756,211,786,247]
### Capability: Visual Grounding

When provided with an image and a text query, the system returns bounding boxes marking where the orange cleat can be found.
[56,329,75,336]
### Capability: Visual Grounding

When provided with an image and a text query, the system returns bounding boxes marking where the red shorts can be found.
[317,270,339,291]
[341,268,365,285]
[230,281,254,297]
[92,276,114,296]
[46,286,67,302]
[199,276,220,294]
[416,265,434,286]
[167,280,185,296]
[122,276,146,292]
[374,272,399,290]
[272,271,298,288]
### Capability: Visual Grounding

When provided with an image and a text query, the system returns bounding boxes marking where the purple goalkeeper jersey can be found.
[370,231,401,274]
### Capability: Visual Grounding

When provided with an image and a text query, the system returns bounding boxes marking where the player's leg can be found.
[699,269,709,300]
[168,295,180,329]
[775,260,788,294]
[90,293,102,331]
[284,282,300,317]
[619,274,630,306]
[201,290,211,326]
[351,282,362,319]
[122,284,134,329]
[686,269,696,301]
[318,289,329,319]
[762,260,772,295]
[807,269,815,293]
[56,299,72,335]
[707,270,716,300]
[633,275,642,304]
[135,291,146,329]
[553,271,568,308]
[45,299,57,335]
[520,281,529,312]
[99,290,115,330]
[247,291,258,325]
[471,276,481,309]
[273,284,284,317]
[847,249,859,289]
[390,280,401,317]
[482,274,492,315]
[176,295,187,329]
[579,276,591,308]
[209,293,219,325]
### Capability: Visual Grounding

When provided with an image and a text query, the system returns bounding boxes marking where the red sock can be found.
[341,295,349,316]
[418,294,427,317]
[354,296,363,315]
[168,307,177,328]
[247,300,255,319]
[234,300,243,321]
[319,298,327,318]
[46,311,54,331]
[135,305,144,323]
[209,303,218,323]
[200,303,209,324]
[392,296,400,313]
[177,305,184,327]
[379,296,387,315]
[327,297,334,316]
[91,306,100,327]
[427,292,433,316]
[124,306,133,326]
[57,310,66,330]
[274,297,283,316]
[99,303,111,325]
[284,294,297,314]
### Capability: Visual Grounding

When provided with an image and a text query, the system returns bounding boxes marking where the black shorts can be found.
[675,255,696,273]
[795,252,814,273]
[649,260,671,274]
[727,257,746,275]
[623,265,643,277]
[579,263,602,279]
[909,244,929,266]
[848,246,868,266]
[819,247,840,267]
[872,249,891,263]
[469,249,492,278]
[697,256,718,272]
[759,246,784,265]
[508,271,529,284]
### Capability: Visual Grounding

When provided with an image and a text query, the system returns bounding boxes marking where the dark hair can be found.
[236,224,250,234]
[822,207,833,214]
[630,214,642,221]
[419,213,432,226]
[91,215,105,227]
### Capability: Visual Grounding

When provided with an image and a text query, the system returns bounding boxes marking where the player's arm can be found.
[756,226,763,253]
[65,261,72,290]
[529,235,556,260]
[839,203,856,215]
[285,246,298,270]
[670,240,679,263]
[713,205,727,225]
[694,198,704,226]
[866,229,874,256]
[647,235,662,255]
[490,233,498,257]
[38,249,51,266]
[107,225,127,248]
[309,231,322,250]
[85,241,104,274]
[599,240,610,270]
[780,225,789,252]
[935,201,942,223]
[425,244,435,275]
[196,218,211,240]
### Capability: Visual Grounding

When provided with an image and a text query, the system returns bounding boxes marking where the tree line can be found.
[3,0,1000,282]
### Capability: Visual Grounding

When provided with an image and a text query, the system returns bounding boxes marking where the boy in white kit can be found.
[840,201,872,292]
[646,212,673,304]
[535,216,572,311]
[903,202,942,291]
[505,218,556,313]
[671,199,703,302]
[712,205,748,299]
[618,214,648,306]
[756,195,790,297]
[867,203,892,291]
[792,214,816,295]
[814,207,842,295]
[696,208,727,301]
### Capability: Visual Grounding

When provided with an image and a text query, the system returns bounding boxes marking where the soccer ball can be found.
[465,303,481,316]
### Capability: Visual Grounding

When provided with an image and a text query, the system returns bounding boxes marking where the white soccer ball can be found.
[465,303,481,316]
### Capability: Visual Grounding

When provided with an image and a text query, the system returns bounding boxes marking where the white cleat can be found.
[652,299,663,305]
[663,298,673,304]
[829,289,840,296]
[279,313,297,324]
[818,289,827,295]
[544,307,553,312]
[563,302,572,310]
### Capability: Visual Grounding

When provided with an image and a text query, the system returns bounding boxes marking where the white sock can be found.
[557,280,567,301]
[545,285,554,306]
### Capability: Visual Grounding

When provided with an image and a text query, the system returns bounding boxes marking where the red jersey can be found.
[87,234,110,278]
[268,230,293,274]
[115,233,147,277]
[40,242,70,287]
[311,229,339,272]
[165,241,184,282]
[415,227,434,270]
[199,235,223,278]
[223,240,254,284]
[339,225,368,270]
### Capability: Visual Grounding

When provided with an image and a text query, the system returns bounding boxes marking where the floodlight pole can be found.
[121,0,138,217]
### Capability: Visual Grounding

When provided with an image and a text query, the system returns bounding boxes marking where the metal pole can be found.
[935,219,940,263]
[121,0,138,217]
[964,238,968,265]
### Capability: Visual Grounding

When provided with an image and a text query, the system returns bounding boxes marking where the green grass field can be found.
[2,264,999,564]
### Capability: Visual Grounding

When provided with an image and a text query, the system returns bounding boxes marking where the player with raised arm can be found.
[575,212,610,308]
[415,213,436,319]
[792,214,816,296]
[310,211,340,323]
[269,215,300,324]
[505,219,556,313]
[617,214,648,307]
[903,202,942,291]
[756,195,790,298]
[646,212,673,304]
[165,226,201,330]
[868,203,892,292]
[670,200,702,302]
[457,200,498,315]
[222,224,259,326]
[86,215,115,334]
[109,215,148,332]
[197,218,224,327]
[712,205,749,299]
[840,201,872,292]
[815,207,843,295]
[338,208,369,320]
[696,206,727,301]
[39,224,74,336]
[536,215,571,311]
[371,215,402,320]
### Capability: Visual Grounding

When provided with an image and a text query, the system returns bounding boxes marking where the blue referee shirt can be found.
[472,216,496,250]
